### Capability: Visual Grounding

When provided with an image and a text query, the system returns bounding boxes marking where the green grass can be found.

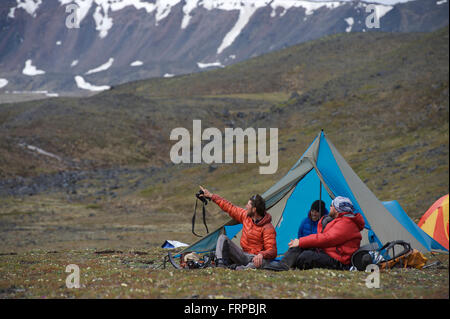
[202,92,291,103]
[85,204,102,210]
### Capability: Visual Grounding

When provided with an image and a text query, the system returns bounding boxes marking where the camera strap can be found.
[192,198,209,237]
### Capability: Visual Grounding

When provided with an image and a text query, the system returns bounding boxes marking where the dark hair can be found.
[250,194,266,217]
[310,200,326,216]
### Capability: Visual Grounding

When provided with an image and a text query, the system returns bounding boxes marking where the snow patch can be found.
[163,73,174,78]
[93,3,114,38]
[19,143,61,161]
[356,1,394,19]
[436,0,447,5]
[0,79,8,89]
[75,75,110,91]
[85,58,114,74]
[110,0,182,24]
[214,1,271,55]
[197,61,224,69]
[359,1,414,4]
[153,0,183,25]
[345,17,354,32]
[9,0,42,18]
[181,0,198,29]
[71,60,79,67]
[8,8,16,18]
[56,41,62,45]
[58,1,183,38]
[130,60,143,67]
[22,59,45,76]
[373,4,394,19]
[270,0,343,18]
[12,90,58,97]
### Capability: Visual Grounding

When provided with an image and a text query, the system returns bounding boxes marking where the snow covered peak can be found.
[6,0,412,42]
[358,0,414,4]
[6,0,418,21]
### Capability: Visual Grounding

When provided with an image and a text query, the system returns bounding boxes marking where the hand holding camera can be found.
[197,185,213,204]
[192,185,212,237]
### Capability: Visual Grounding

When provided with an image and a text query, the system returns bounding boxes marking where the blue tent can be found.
[181,131,446,256]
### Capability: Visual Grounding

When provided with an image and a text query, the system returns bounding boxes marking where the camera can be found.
[196,189,209,205]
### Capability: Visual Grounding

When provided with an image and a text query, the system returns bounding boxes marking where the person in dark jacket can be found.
[297,200,328,238]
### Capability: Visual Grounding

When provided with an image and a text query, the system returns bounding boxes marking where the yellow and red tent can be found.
[418,194,449,251]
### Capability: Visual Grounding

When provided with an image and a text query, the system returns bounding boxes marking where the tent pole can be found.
[319,180,322,215]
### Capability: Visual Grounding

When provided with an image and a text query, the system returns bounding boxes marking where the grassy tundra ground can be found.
[0,248,448,299]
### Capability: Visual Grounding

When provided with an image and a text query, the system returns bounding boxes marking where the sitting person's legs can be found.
[216,234,252,266]
[295,249,346,270]
[281,247,304,268]
[262,247,302,271]
[265,248,347,271]
[235,254,273,270]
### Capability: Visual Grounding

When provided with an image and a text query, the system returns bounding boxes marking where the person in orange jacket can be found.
[199,186,277,269]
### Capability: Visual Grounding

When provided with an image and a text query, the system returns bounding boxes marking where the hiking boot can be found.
[215,258,228,268]
[235,262,256,270]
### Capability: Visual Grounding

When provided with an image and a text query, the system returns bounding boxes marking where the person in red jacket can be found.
[199,186,277,269]
[277,196,365,271]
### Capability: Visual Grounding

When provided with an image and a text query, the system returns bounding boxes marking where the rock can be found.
[290,91,300,99]
[208,165,218,173]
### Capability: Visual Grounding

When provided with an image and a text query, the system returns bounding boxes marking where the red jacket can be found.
[212,194,277,259]
[298,212,365,265]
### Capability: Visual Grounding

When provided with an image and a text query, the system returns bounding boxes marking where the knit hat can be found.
[331,196,355,213]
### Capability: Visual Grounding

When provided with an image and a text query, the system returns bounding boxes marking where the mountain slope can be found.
[0,27,448,222]
[0,0,448,99]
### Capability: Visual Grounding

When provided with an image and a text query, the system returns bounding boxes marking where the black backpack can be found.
[351,240,412,271]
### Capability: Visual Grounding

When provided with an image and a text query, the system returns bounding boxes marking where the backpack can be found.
[167,251,216,269]
[351,242,383,271]
[351,240,426,271]
[378,248,428,270]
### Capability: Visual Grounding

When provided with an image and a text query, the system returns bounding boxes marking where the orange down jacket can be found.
[211,194,277,259]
